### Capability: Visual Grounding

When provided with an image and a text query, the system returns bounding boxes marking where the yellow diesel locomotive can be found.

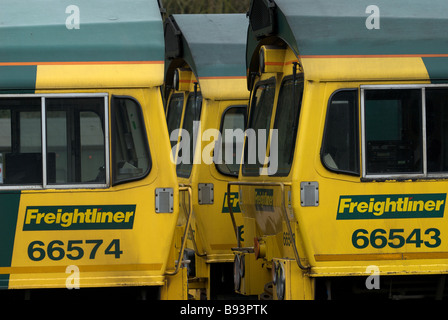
[164,14,249,299]
[0,0,186,299]
[229,0,448,300]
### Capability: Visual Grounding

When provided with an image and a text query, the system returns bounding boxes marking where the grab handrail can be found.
[165,185,194,276]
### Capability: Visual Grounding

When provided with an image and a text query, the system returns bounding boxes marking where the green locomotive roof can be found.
[247,0,448,82]
[164,14,248,81]
[0,0,164,63]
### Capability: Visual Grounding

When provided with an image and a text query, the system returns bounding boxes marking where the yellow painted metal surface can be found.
[300,57,429,82]
[168,70,248,265]
[2,65,180,290]
[35,62,164,89]
[236,41,448,299]
[198,77,249,100]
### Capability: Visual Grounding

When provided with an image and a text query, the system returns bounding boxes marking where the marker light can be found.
[173,68,193,91]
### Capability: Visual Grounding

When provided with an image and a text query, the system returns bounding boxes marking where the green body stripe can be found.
[0,66,36,93]
[0,191,20,289]
[422,58,448,84]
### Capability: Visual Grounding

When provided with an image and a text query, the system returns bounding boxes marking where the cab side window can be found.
[0,96,108,187]
[362,87,448,178]
[364,89,422,175]
[242,79,276,176]
[426,88,448,173]
[321,90,359,175]
[0,98,42,185]
[176,92,203,178]
[112,97,151,185]
[46,98,106,184]
[214,105,246,176]
[166,93,184,150]
[272,75,304,176]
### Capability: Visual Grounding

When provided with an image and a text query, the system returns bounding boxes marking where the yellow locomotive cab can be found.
[230,0,448,300]
[0,0,185,299]
[164,14,250,299]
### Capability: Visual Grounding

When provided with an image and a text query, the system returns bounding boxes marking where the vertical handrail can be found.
[180,185,207,257]
[165,185,194,276]
[227,181,309,271]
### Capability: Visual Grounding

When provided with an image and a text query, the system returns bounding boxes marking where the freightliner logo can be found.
[23,205,136,230]
[337,194,446,220]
